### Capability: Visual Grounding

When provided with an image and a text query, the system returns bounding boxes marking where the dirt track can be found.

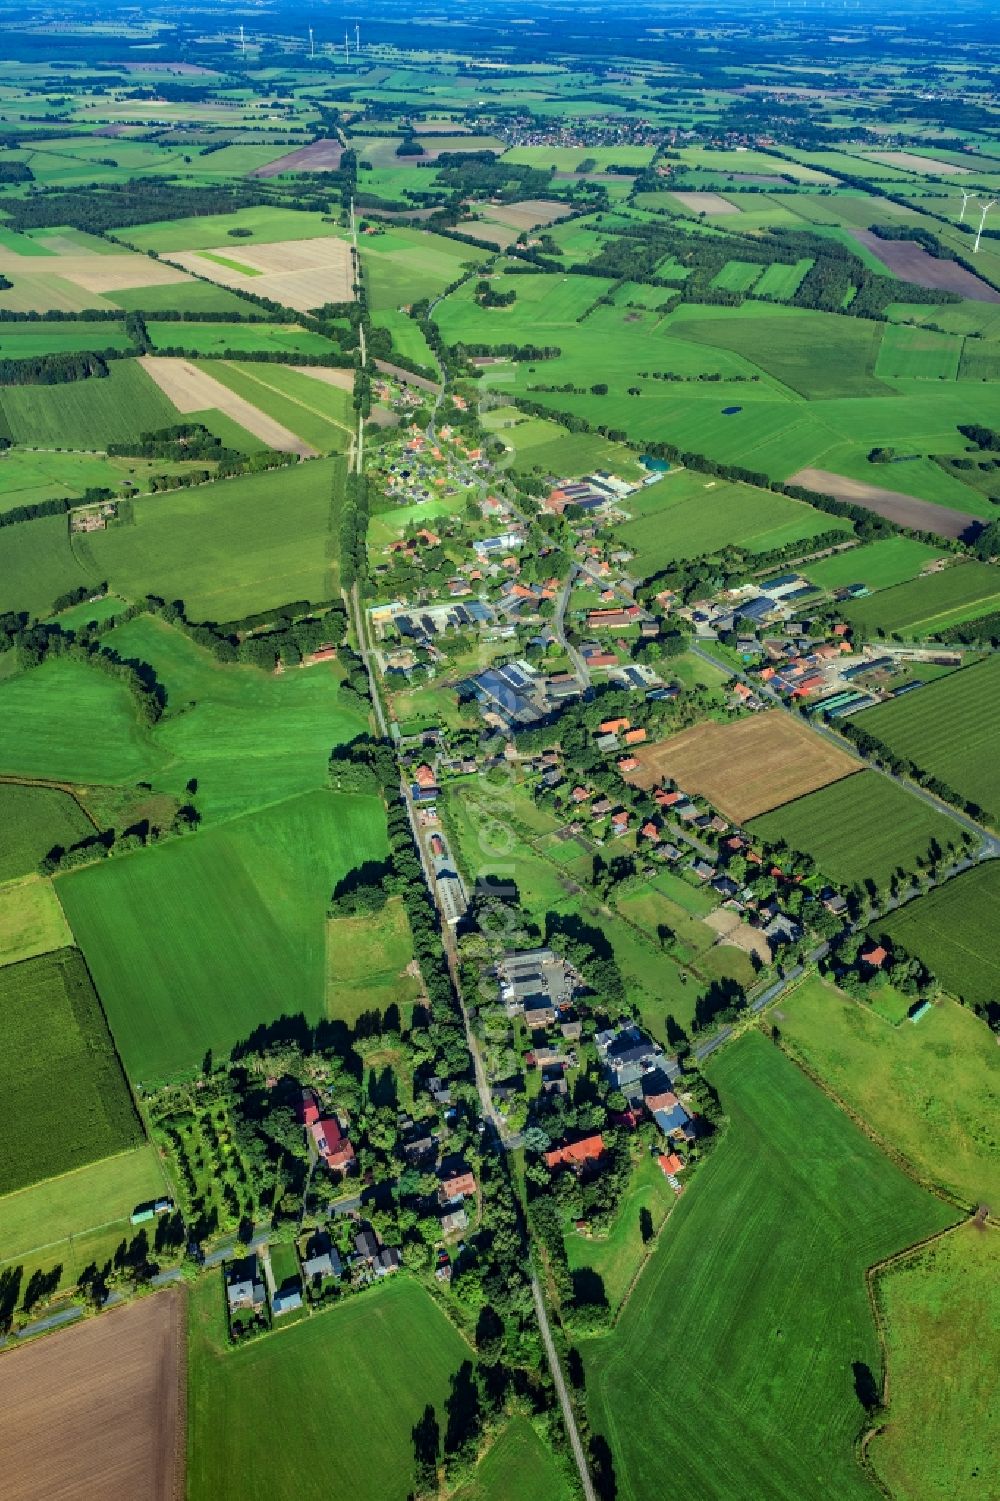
[628,710,860,822]
[790,467,983,542]
[139,356,318,457]
[0,1289,184,1501]
[848,230,1000,302]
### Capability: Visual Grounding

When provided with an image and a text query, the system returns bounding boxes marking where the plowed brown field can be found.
[627,710,860,821]
[0,1289,184,1501]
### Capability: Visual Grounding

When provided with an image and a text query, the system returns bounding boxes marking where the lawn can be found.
[878,862,1000,1009]
[0,947,143,1195]
[747,771,960,888]
[615,470,849,569]
[187,1274,470,1501]
[0,782,93,880]
[805,537,943,593]
[0,876,74,966]
[201,360,354,451]
[325,895,422,1025]
[565,1152,675,1314]
[780,976,999,1208]
[854,654,1000,821]
[146,322,339,357]
[583,1032,955,1501]
[844,561,1000,638]
[869,1224,1000,1501]
[82,455,347,621]
[454,1416,573,1501]
[58,789,388,1083]
[0,359,177,447]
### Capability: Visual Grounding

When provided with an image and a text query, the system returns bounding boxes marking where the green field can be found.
[0,359,177,447]
[202,360,353,451]
[583,1032,954,1501]
[710,259,763,292]
[485,410,642,480]
[116,205,347,254]
[326,896,422,1023]
[59,789,387,1082]
[0,512,90,617]
[780,977,999,1208]
[110,280,255,316]
[878,862,1000,1009]
[875,322,963,381]
[565,1152,675,1314]
[844,561,1000,638]
[0,946,142,1195]
[0,782,92,880]
[669,306,889,399]
[0,1143,165,1273]
[805,537,943,593]
[146,322,339,357]
[0,319,132,357]
[869,1225,1000,1501]
[747,771,959,888]
[0,876,74,965]
[187,1274,469,1501]
[615,470,849,568]
[753,258,814,299]
[374,308,437,370]
[81,456,346,621]
[455,1416,573,1501]
[0,656,158,785]
[362,225,487,311]
[854,654,1000,820]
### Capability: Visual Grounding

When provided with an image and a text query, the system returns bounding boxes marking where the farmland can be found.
[854,654,1000,820]
[201,360,354,451]
[59,790,387,1082]
[145,320,338,357]
[187,1274,469,1501]
[0,782,93,880]
[843,561,1000,637]
[869,1225,1000,1501]
[0,947,142,1195]
[805,537,943,593]
[0,876,74,966]
[583,1033,954,1501]
[0,319,132,357]
[628,711,861,822]
[0,359,177,447]
[780,976,999,1209]
[747,771,959,888]
[878,863,1000,1010]
[0,1289,183,1501]
[455,1417,573,1501]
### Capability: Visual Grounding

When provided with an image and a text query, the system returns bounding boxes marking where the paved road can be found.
[553,564,591,684]
[532,1273,597,1501]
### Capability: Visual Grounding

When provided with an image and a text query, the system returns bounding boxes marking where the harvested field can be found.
[790,468,982,541]
[670,191,740,214]
[165,237,353,313]
[865,151,970,174]
[138,357,317,457]
[704,906,773,963]
[0,250,192,294]
[627,710,860,822]
[0,1288,184,1501]
[482,198,568,230]
[290,364,355,392]
[250,137,343,177]
[848,231,1000,302]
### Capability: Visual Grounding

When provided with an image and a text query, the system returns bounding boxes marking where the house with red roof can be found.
[545,1134,605,1170]
[310,1115,355,1172]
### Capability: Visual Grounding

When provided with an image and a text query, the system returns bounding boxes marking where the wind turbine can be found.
[959,186,973,223]
[308,26,314,58]
[344,30,350,61]
[973,199,995,254]
[355,23,361,51]
[239,23,245,56]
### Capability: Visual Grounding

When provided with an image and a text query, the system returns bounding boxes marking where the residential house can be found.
[545,1134,605,1170]
[226,1255,266,1312]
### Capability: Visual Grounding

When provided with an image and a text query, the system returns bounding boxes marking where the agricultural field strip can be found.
[138,356,319,458]
[215,360,356,434]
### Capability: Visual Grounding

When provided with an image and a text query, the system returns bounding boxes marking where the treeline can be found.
[0,350,113,385]
[107,422,235,463]
[12,622,165,723]
[339,471,370,590]
[0,162,32,183]
[141,595,348,671]
[839,718,993,826]
[2,180,272,234]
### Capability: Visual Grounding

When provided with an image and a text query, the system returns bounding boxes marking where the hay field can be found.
[0,246,192,293]
[166,236,354,312]
[139,356,318,457]
[864,151,970,174]
[628,711,860,821]
[670,190,740,213]
[0,1290,183,1501]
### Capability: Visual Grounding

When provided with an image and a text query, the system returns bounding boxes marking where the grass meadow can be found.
[0,320,132,357]
[455,1417,573,1501]
[187,1274,469,1501]
[0,512,95,618]
[854,654,1000,820]
[325,896,422,1024]
[0,876,74,966]
[361,225,486,311]
[0,657,159,785]
[565,1151,675,1314]
[0,782,93,880]
[780,977,999,1208]
[844,561,1000,637]
[146,322,339,357]
[83,455,346,620]
[747,771,959,888]
[110,280,257,316]
[58,789,388,1082]
[201,360,354,451]
[805,537,943,592]
[878,862,1000,1009]
[583,1033,954,1501]
[0,947,143,1195]
[615,470,850,569]
[116,205,347,253]
[869,1224,1000,1501]
[0,359,177,447]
